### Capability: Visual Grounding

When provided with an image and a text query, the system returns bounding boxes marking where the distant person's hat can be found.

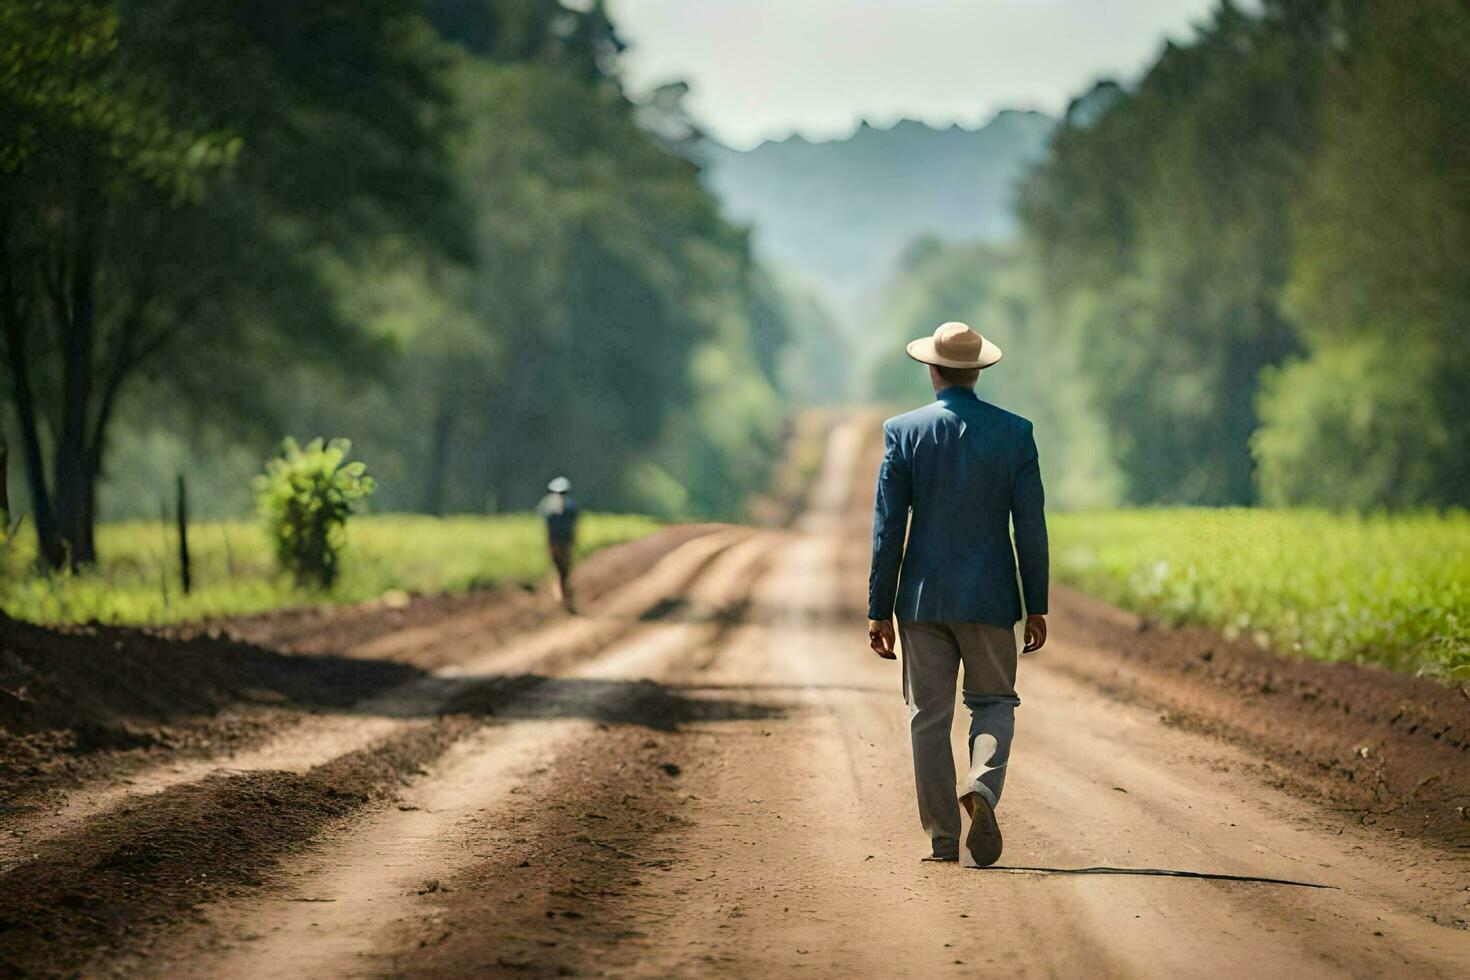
[547,476,571,493]
[905,321,1002,370]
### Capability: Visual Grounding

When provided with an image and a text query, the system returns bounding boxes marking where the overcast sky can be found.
[607,0,1223,148]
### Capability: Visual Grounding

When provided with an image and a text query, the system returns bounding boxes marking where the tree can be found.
[353,43,786,519]
[0,0,458,568]
[1253,340,1447,508]
[1017,2,1337,504]
[1258,0,1470,507]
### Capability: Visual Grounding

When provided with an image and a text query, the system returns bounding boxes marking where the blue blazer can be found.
[868,387,1048,626]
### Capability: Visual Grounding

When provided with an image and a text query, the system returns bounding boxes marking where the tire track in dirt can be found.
[126,531,785,978]
[0,530,748,875]
[0,719,476,978]
[504,417,1469,979]
[323,416,1469,979]
[0,532,768,975]
[11,415,1470,978]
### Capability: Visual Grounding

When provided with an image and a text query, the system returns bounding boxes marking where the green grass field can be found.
[9,505,1466,681]
[1051,509,1470,681]
[2,513,661,627]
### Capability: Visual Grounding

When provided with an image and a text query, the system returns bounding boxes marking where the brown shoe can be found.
[960,791,1002,867]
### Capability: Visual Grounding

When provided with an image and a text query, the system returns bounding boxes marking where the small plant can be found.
[254,437,375,590]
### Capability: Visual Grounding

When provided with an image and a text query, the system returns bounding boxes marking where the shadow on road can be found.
[0,613,424,748]
[2,612,786,769]
[442,674,786,732]
[638,596,857,630]
[669,681,891,696]
[974,865,1335,889]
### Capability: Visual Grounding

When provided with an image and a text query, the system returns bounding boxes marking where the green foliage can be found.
[0,520,23,597]
[1,0,461,568]
[3,0,795,553]
[1018,3,1320,505]
[871,240,1123,510]
[1267,0,1470,508]
[1053,509,1470,681]
[1,512,659,626]
[332,54,788,520]
[1252,343,1448,508]
[253,438,376,590]
[766,273,849,405]
[1012,0,1468,511]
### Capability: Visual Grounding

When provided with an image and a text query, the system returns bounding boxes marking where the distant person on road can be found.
[867,321,1049,867]
[538,476,580,613]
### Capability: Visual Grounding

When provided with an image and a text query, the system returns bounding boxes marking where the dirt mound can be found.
[0,616,419,739]
[0,525,720,808]
[0,612,421,807]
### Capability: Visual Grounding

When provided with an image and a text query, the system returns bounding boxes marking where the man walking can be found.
[538,476,580,612]
[867,322,1049,866]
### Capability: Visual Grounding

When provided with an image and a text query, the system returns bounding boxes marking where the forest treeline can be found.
[1,0,791,570]
[878,0,1467,510]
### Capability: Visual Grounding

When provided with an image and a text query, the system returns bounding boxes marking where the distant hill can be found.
[698,110,1055,307]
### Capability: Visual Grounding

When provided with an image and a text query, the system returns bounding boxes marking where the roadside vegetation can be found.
[1052,509,1470,681]
[1,513,659,627]
[874,2,1468,517]
[1,0,792,579]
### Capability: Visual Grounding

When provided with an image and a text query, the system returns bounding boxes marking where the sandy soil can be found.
[1,417,1467,978]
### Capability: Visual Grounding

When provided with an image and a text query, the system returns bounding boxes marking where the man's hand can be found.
[1023,614,1048,653]
[868,618,897,659]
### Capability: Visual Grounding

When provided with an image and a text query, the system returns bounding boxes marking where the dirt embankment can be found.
[0,613,420,807]
[0,525,720,811]
[217,523,725,659]
[1046,589,1470,847]
[0,524,737,977]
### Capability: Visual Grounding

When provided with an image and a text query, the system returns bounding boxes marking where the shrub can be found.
[254,437,375,589]
[1252,341,1449,509]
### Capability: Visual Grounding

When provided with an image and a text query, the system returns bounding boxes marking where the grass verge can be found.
[2,512,660,626]
[1051,508,1469,681]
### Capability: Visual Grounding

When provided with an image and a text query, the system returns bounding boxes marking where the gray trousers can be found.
[899,621,1020,859]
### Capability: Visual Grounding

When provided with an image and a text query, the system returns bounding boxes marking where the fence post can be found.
[176,473,191,595]
[159,499,170,612]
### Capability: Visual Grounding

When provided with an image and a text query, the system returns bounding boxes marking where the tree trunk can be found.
[53,181,99,568]
[422,395,456,515]
[6,363,63,567]
[176,473,191,594]
[1,317,64,568]
[0,440,9,529]
[1,228,65,566]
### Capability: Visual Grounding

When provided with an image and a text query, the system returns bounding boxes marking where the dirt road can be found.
[3,418,1468,978]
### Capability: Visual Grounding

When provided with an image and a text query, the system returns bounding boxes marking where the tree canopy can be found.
[868,0,1465,512]
[2,0,793,565]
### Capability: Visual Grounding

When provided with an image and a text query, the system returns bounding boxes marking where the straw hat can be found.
[905,321,1002,370]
